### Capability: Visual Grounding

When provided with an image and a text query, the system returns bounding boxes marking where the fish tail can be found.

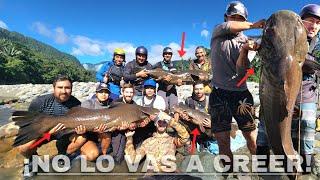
[12,112,50,147]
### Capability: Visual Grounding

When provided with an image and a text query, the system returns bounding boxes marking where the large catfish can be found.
[259,10,308,159]
[12,103,159,147]
[171,104,238,138]
[146,68,209,85]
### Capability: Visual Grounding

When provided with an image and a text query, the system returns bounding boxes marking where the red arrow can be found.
[29,132,51,149]
[236,68,254,87]
[190,128,200,154]
[178,32,186,57]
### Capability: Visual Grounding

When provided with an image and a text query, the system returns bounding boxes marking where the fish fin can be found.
[12,110,30,117]
[12,111,39,120]
[13,114,50,147]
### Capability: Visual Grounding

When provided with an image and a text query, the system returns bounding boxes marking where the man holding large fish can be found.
[209,0,265,171]
[17,75,84,177]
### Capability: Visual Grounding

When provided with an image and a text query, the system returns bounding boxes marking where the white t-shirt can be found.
[135,95,166,111]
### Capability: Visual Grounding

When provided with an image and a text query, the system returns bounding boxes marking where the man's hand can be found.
[157,111,172,122]
[125,131,135,137]
[75,125,86,135]
[93,124,108,133]
[163,75,172,82]
[251,19,266,29]
[198,74,208,81]
[140,118,151,127]
[118,121,130,130]
[103,75,109,83]
[203,118,211,128]
[105,126,118,132]
[176,79,183,86]
[243,40,260,51]
[49,123,66,134]
[181,112,190,121]
[149,115,157,121]
[136,69,148,78]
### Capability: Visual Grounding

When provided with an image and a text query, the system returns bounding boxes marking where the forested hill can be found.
[0,28,95,84]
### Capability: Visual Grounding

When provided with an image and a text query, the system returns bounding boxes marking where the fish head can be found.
[139,106,160,117]
[171,104,188,115]
[260,10,308,80]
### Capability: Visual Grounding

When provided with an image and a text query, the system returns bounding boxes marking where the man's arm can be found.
[236,40,260,76]
[170,118,190,148]
[124,131,146,161]
[229,19,266,34]
[302,54,320,74]
[96,63,111,82]
[123,62,137,82]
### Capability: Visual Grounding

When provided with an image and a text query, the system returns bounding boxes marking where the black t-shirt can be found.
[113,98,136,105]
[28,94,81,116]
[153,60,177,94]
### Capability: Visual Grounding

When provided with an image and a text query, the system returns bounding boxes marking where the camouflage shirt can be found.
[125,118,190,172]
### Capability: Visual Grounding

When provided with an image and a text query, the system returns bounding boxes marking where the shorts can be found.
[209,87,256,133]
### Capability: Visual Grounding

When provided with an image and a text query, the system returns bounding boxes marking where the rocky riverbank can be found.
[0,82,260,106]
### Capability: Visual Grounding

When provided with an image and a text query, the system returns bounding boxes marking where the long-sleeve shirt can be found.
[123,60,152,95]
[96,61,124,96]
[189,58,213,93]
[125,118,190,172]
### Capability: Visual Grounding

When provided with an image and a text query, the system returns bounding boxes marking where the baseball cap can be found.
[96,83,110,92]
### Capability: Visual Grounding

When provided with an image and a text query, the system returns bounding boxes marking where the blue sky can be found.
[0,0,317,64]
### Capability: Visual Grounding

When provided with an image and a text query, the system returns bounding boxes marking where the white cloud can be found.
[31,22,69,44]
[104,42,136,61]
[71,35,104,56]
[201,29,209,38]
[54,27,68,44]
[32,22,51,37]
[0,20,8,29]
[72,40,197,65]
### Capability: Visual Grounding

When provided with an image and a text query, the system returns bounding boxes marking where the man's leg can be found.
[256,119,271,169]
[80,140,100,161]
[242,129,257,155]
[209,88,233,170]
[111,131,126,163]
[99,133,111,155]
[215,131,232,159]
[231,89,257,154]
[17,140,37,158]
[66,134,87,155]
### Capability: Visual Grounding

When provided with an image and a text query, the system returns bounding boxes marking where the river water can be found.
[0,105,12,126]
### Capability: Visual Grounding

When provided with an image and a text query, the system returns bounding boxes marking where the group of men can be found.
[17,1,320,179]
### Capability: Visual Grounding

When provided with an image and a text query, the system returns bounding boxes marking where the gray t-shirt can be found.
[81,98,111,109]
[210,22,249,91]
